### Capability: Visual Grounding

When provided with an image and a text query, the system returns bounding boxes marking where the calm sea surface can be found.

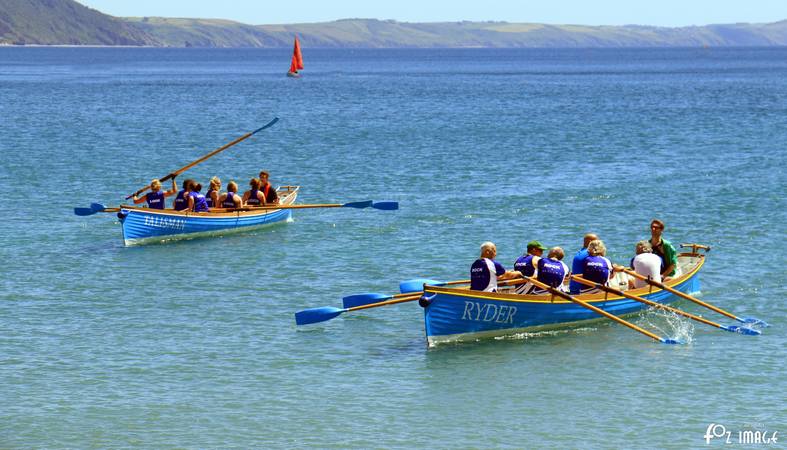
[1,47,785,448]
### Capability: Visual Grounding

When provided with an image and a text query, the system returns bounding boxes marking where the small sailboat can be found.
[287,36,304,78]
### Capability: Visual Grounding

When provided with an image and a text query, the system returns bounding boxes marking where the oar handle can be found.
[523,277,667,343]
[571,275,724,330]
[620,268,741,322]
[347,294,422,312]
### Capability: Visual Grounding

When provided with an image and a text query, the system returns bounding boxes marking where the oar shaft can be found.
[523,277,666,343]
[571,276,724,330]
[126,119,278,199]
[622,268,740,321]
[347,294,422,312]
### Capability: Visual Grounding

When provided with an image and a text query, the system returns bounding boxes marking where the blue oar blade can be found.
[251,117,279,134]
[660,338,683,345]
[372,201,399,210]
[74,207,96,216]
[399,279,445,294]
[342,200,373,209]
[295,306,346,326]
[723,325,762,336]
[742,317,769,327]
[90,202,107,212]
[342,293,392,309]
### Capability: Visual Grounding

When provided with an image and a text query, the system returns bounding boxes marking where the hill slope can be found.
[0,0,155,45]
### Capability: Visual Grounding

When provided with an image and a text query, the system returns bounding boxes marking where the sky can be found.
[77,0,786,27]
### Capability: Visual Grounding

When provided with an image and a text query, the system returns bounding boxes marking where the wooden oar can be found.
[621,268,767,326]
[398,278,471,294]
[74,203,120,216]
[571,276,760,336]
[213,200,398,212]
[295,294,422,326]
[345,277,530,309]
[125,118,279,200]
[343,279,470,308]
[521,276,681,344]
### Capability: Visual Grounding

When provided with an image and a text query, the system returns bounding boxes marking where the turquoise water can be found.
[1,47,785,448]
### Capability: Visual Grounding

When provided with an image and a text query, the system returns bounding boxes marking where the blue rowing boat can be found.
[419,253,705,347]
[117,186,299,246]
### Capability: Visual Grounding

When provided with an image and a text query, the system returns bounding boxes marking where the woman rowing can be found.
[187,182,210,212]
[242,178,266,207]
[132,178,177,209]
[205,176,221,208]
[173,178,196,211]
[219,181,242,209]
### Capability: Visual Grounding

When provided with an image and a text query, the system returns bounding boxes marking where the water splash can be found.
[638,307,695,345]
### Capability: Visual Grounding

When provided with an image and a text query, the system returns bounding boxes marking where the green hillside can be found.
[2,0,786,47]
[0,0,155,45]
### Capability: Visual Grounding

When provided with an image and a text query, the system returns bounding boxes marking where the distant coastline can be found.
[1,0,786,48]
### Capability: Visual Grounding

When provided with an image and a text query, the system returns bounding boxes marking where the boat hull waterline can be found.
[422,255,704,347]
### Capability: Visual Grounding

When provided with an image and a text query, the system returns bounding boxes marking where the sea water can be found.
[1,47,785,448]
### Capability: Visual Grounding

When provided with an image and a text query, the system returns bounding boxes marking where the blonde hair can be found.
[587,239,607,257]
[227,181,238,193]
[250,178,260,189]
[209,176,221,190]
[150,179,161,191]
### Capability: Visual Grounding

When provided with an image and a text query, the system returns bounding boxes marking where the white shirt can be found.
[632,253,663,288]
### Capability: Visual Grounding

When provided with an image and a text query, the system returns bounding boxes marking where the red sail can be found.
[292,36,304,70]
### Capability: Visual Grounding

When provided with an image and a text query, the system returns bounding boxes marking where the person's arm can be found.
[132,193,146,205]
[210,191,219,208]
[233,194,242,208]
[270,189,279,204]
[242,192,250,206]
[164,178,177,197]
[258,192,267,206]
[661,242,677,278]
[187,194,195,211]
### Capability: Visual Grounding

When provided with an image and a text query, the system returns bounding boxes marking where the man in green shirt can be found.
[649,219,677,278]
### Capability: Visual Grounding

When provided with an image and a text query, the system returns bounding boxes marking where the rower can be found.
[242,178,266,207]
[132,178,176,209]
[470,242,519,292]
[173,179,195,211]
[569,232,599,294]
[577,239,614,293]
[533,247,569,293]
[259,170,279,205]
[219,181,243,209]
[205,176,221,208]
[513,240,547,294]
[187,182,210,212]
